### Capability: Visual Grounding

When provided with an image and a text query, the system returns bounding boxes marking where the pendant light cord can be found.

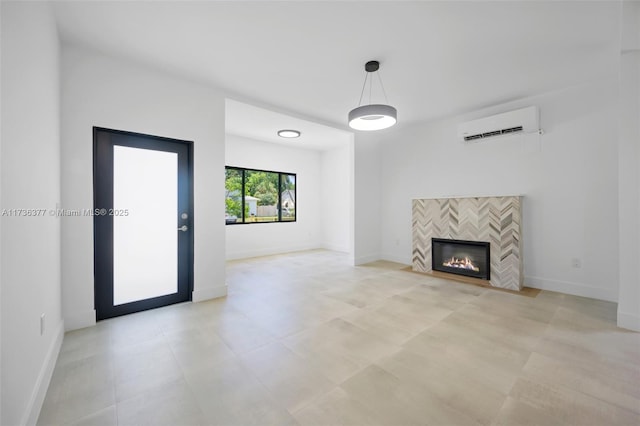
[357,72,369,107]
[377,71,390,104]
[357,69,390,107]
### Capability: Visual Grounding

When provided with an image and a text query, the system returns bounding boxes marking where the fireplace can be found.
[432,238,490,280]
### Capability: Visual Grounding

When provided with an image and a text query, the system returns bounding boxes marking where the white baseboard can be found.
[321,243,349,253]
[24,319,64,426]
[225,244,320,261]
[617,310,640,332]
[525,275,617,302]
[64,309,96,331]
[193,284,227,302]
[380,252,411,266]
[354,253,380,265]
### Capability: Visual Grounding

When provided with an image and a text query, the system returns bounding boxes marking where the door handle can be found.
[178,225,188,232]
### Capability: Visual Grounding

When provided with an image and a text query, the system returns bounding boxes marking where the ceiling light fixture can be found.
[348,60,397,131]
[277,129,301,138]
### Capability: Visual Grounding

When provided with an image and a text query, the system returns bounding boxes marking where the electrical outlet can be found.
[571,258,582,268]
[40,313,45,335]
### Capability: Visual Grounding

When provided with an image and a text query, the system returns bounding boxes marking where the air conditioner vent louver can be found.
[502,126,523,134]
[464,125,525,141]
[458,107,538,142]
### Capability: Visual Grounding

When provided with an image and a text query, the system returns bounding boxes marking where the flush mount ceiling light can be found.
[348,60,397,131]
[277,129,301,138]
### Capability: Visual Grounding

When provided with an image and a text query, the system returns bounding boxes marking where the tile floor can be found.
[38,250,640,425]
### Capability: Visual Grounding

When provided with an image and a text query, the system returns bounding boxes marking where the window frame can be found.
[225,166,296,225]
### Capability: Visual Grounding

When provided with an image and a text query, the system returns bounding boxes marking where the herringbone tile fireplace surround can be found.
[412,196,523,290]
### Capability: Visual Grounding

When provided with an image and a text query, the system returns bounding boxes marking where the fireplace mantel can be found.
[412,196,523,291]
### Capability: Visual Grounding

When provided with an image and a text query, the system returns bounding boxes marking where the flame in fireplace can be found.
[443,256,480,272]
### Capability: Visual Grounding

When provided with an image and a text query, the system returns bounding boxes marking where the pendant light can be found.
[348,60,397,131]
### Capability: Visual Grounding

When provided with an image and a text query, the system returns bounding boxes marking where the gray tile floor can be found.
[38,250,640,425]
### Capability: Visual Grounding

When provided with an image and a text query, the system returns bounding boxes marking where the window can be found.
[225,166,296,224]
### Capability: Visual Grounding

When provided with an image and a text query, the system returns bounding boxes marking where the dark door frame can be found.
[93,127,194,321]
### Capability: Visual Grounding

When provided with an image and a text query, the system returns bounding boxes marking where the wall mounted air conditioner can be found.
[457,106,541,142]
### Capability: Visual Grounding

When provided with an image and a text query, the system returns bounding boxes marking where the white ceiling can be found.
[52,1,621,146]
[225,99,352,150]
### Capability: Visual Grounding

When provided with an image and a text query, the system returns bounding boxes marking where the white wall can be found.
[617,0,640,331]
[61,45,227,331]
[1,2,3,422]
[1,3,64,424]
[353,133,383,265]
[376,78,620,301]
[225,134,323,259]
[320,143,353,253]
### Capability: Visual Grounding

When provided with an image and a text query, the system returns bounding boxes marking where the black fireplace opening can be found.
[432,238,490,280]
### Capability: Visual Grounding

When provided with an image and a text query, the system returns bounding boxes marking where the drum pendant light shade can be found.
[348,60,397,131]
[348,104,397,131]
